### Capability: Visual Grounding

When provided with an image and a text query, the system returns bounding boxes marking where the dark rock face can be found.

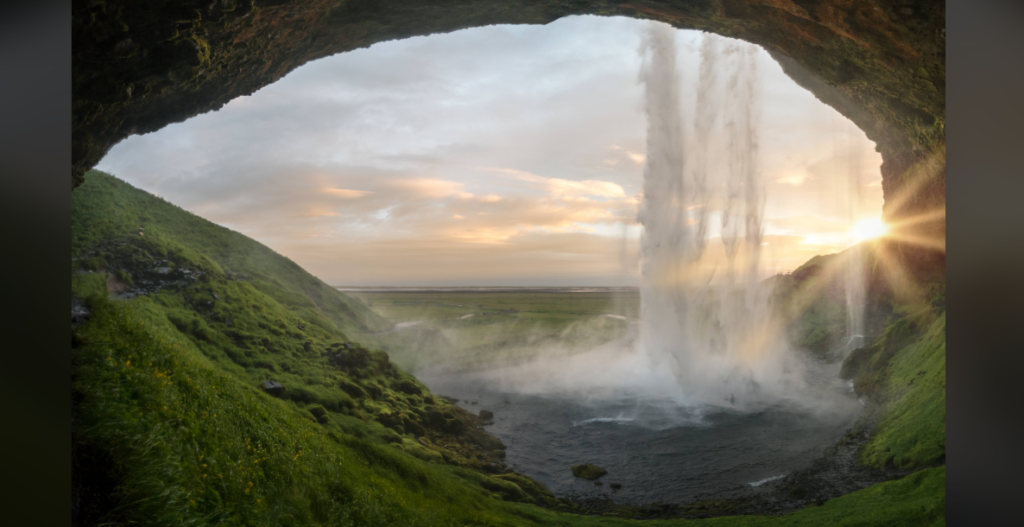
[72,1,944,237]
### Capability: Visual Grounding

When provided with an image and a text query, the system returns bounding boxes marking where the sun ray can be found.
[880,144,946,222]
[883,231,946,253]
[772,251,851,326]
[873,241,932,312]
[885,208,946,230]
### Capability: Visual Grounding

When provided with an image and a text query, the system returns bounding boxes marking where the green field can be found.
[349,289,640,371]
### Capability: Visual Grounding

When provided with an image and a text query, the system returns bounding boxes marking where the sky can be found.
[97,16,883,286]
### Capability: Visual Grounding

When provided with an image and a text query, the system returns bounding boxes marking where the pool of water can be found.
[418,368,860,504]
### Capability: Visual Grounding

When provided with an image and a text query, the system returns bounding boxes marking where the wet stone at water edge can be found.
[572,463,608,480]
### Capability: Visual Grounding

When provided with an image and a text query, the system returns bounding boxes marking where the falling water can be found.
[637,25,800,406]
[842,126,867,354]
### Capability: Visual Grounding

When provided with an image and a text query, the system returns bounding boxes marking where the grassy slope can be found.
[71,171,391,337]
[852,315,946,469]
[72,171,944,525]
[773,239,946,471]
[769,254,849,354]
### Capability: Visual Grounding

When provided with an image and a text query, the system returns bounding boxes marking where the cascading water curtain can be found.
[638,24,800,406]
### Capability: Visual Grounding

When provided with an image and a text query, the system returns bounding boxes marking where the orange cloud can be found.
[320,188,373,198]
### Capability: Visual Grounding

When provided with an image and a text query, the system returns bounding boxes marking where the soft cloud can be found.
[483,167,627,199]
[774,174,809,186]
[320,188,373,198]
[389,178,473,199]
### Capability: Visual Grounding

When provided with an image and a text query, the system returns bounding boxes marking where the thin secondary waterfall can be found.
[637,24,796,405]
[843,126,867,353]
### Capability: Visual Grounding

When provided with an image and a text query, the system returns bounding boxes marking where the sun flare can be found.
[851,217,888,243]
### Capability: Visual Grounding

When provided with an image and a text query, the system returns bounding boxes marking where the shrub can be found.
[81,256,108,271]
[309,405,330,424]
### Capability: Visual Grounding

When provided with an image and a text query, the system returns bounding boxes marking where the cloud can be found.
[774,173,809,186]
[609,145,646,164]
[389,178,473,199]
[482,167,627,199]
[320,188,374,198]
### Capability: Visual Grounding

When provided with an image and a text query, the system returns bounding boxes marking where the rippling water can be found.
[418,371,860,504]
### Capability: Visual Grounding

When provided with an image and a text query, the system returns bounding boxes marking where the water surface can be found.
[419,371,859,504]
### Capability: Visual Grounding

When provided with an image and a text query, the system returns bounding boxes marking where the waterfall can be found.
[637,24,798,406]
[842,125,867,354]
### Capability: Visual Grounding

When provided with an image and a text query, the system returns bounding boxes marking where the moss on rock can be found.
[571,463,607,480]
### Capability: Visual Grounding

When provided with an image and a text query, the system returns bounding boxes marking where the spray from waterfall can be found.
[637,24,800,406]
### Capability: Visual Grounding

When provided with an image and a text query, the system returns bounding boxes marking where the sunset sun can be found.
[851,217,888,243]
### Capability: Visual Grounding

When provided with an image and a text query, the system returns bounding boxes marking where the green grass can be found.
[860,315,946,469]
[72,170,390,337]
[72,171,946,525]
[73,298,551,526]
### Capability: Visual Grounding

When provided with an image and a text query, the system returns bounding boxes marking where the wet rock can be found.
[479,409,494,420]
[71,298,91,330]
[572,463,608,480]
[261,380,285,396]
[610,483,622,490]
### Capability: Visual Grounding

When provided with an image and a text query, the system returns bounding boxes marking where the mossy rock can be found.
[396,379,422,395]
[338,380,367,399]
[308,404,329,424]
[403,418,426,437]
[480,476,533,503]
[399,438,445,464]
[571,463,607,480]
[494,473,557,507]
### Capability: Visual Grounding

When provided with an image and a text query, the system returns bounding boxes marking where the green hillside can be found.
[71,171,944,526]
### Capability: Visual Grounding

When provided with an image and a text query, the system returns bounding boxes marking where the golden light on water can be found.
[851,217,888,243]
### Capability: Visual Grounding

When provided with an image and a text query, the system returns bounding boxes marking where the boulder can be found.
[261,380,285,396]
[571,463,607,480]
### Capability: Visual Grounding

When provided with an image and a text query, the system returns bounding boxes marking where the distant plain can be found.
[345,288,641,372]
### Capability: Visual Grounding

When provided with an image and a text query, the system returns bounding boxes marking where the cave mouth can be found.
[94,17,886,504]
[97,16,884,287]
